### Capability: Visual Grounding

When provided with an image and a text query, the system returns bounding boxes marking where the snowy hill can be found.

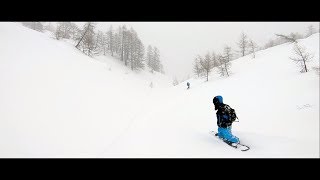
[103,33,319,158]
[0,22,171,157]
[0,22,319,158]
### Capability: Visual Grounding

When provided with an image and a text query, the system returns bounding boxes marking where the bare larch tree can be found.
[248,39,258,58]
[290,43,314,73]
[199,53,214,81]
[237,32,248,57]
[193,56,202,78]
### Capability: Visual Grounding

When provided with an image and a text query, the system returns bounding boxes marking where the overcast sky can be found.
[94,22,319,80]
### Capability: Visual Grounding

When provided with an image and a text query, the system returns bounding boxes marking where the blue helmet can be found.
[213,95,223,110]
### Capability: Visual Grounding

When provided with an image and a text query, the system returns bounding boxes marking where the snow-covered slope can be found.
[0,22,171,157]
[0,22,319,158]
[103,34,320,158]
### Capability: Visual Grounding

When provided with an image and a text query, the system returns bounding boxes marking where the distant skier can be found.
[187,82,190,89]
[212,95,239,144]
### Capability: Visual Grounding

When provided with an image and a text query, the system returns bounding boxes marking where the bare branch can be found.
[275,33,298,43]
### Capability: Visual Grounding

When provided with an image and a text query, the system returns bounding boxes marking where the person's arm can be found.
[216,113,221,127]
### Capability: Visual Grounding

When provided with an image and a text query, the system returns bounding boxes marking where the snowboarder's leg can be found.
[217,127,227,140]
[225,127,239,143]
[218,127,239,143]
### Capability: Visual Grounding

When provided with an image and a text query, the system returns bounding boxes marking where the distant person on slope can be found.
[213,95,239,144]
[187,82,190,89]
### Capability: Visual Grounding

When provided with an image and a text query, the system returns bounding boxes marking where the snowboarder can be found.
[212,95,239,144]
[187,82,190,89]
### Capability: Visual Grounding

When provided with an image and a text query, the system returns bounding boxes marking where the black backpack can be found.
[223,104,237,123]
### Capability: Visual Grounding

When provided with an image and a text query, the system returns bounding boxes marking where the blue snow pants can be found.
[217,127,239,143]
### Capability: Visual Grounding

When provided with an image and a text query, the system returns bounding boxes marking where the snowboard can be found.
[209,131,250,151]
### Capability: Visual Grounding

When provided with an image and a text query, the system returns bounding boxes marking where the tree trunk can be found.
[76,23,90,49]
[131,61,134,70]
[304,59,308,72]
[124,51,127,66]
[121,43,123,61]
[206,71,208,81]
[225,63,229,76]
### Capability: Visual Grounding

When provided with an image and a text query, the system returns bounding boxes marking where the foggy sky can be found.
[95,22,319,80]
